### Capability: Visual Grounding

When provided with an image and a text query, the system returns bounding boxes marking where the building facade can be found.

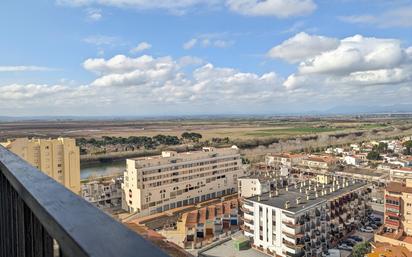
[241,178,370,257]
[265,154,304,168]
[1,137,80,193]
[238,177,277,198]
[81,176,123,209]
[122,147,243,216]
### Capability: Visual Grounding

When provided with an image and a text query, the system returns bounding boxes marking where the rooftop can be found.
[245,179,367,214]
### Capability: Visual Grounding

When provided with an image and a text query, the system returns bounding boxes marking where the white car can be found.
[338,244,353,251]
[360,226,374,233]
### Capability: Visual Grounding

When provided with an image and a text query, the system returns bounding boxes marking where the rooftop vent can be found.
[257,195,261,202]
[296,197,302,205]
[285,201,290,209]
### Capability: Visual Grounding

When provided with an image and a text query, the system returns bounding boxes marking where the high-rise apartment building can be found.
[241,177,369,257]
[375,179,412,251]
[1,138,80,194]
[122,147,243,216]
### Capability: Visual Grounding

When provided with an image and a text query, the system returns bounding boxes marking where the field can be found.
[0,117,402,141]
[1,116,412,163]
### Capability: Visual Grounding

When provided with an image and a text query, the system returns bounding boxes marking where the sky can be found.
[1,0,412,116]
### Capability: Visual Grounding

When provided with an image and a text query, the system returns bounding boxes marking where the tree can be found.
[404,140,412,155]
[352,242,371,257]
[367,151,381,160]
[181,132,202,142]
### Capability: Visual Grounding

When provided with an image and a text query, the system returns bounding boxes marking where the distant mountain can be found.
[324,104,412,115]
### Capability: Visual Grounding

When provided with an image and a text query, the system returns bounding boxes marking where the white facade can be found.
[242,180,370,257]
[123,147,243,216]
[238,177,273,198]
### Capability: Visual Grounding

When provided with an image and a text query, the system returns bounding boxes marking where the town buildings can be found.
[0,137,80,193]
[122,146,244,217]
[241,177,370,257]
[375,179,412,251]
[81,175,123,210]
[299,156,337,170]
[160,199,239,249]
[238,176,279,198]
[265,153,304,168]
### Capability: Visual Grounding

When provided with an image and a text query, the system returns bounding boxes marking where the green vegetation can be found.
[367,151,381,160]
[181,132,202,142]
[77,135,181,150]
[404,140,412,155]
[352,242,371,257]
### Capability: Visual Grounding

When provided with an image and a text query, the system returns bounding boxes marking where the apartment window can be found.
[408,203,412,207]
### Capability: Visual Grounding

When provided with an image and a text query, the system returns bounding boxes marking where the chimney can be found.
[275,189,279,196]
[269,191,273,198]
[299,188,303,193]
[330,187,333,193]
[345,181,349,187]
[285,201,290,209]
[285,186,289,192]
[257,195,261,201]
[322,184,325,189]
[315,192,319,198]
[306,194,310,201]
[296,197,301,205]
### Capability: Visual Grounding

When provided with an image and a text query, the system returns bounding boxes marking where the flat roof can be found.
[246,179,367,214]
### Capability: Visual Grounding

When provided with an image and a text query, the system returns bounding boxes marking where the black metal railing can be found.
[0,146,169,257]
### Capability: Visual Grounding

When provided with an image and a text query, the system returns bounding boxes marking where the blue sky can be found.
[1,0,412,116]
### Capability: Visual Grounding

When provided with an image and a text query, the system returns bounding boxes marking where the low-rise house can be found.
[299,155,337,170]
[390,167,412,182]
[265,153,304,168]
[160,199,239,249]
[81,176,123,209]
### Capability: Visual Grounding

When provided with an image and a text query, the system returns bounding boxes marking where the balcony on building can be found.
[0,146,169,257]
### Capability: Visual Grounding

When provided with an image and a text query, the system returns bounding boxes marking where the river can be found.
[80,160,126,180]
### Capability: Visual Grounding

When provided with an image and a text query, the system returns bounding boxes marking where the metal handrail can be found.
[0,146,169,257]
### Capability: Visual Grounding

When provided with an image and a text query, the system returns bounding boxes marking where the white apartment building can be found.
[238,176,277,198]
[241,178,370,257]
[122,146,243,216]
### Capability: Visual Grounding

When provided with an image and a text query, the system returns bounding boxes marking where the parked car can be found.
[371,224,378,229]
[338,244,353,251]
[343,240,355,247]
[360,227,374,233]
[349,236,363,242]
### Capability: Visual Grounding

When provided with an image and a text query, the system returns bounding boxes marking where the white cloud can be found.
[279,34,412,89]
[83,35,121,46]
[226,0,316,18]
[130,42,152,53]
[57,0,315,18]
[183,38,198,49]
[340,6,412,28]
[0,66,56,72]
[267,32,339,63]
[183,35,234,50]
[86,8,102,21]
[0,84,68,100]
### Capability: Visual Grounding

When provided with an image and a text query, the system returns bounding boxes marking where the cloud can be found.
[340,6,412,28]
[86,8,102,21]
[183,34,234,50]
[183,39,198,49]
[57,0,315,18]
[279,34,412,89]
[226,0,316,18]
[0,66,56,72]
[267,32,339,63]
[0,84,68,100]
[130,42,152,53]
[83,35,121,46]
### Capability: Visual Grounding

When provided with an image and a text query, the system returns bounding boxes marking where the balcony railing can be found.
[0,146,169,257]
